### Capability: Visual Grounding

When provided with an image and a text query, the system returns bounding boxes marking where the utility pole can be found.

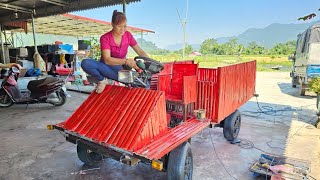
[177,0,188,60]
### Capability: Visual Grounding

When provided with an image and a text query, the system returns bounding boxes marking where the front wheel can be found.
[0,89,13,108]
[77,142,103,166]
[299,85,306,96]
[167,142,193,180]
[51,90,66,106]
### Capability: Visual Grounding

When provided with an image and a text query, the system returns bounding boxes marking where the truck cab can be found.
[290,23,320,95]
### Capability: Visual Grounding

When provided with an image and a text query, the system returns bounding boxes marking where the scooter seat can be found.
[27,77,60,92]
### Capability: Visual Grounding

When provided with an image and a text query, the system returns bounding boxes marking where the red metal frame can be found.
[55,60,256,162]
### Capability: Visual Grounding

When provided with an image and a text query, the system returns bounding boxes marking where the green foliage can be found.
[199,38,243,55]
[243,42,267,55]
[88,37,101,60]
[199,38,220,54]
[149,54,291,72]
[309,77,320,94]
[198,37,296,56]
[136,38,170,55]
[268,41,296,55]
[174,44,194,55]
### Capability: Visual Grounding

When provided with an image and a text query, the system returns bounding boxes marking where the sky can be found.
[72,0,320,49]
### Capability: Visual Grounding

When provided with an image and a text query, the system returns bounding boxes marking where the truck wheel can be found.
[291,78,297,88]
[299,86,306,96]
[167,142,193,180]
[77,142,102,166]
[223,110,241,142]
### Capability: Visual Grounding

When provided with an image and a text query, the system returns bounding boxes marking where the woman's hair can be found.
[112,10,127,25]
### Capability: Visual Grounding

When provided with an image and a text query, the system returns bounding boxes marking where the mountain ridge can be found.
[165,21,319,50]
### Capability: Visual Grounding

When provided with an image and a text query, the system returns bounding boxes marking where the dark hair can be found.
[112,10,127,25]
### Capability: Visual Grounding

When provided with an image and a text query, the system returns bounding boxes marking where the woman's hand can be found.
[126,58,139,70]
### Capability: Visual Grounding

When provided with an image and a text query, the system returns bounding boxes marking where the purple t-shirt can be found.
[100,31,137,59]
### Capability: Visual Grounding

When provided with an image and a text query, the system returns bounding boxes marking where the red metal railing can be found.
[197,68,218,120]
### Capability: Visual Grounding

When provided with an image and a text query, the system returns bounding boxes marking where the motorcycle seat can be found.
[27,77,60,92]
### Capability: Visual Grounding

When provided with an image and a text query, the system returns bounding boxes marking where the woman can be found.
[81,10,149,93]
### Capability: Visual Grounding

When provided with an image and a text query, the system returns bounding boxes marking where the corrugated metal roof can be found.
[0,0,141,23]
[57,85,168,152]
[9,13,154,37]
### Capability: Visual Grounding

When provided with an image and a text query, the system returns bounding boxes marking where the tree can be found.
[174,44,193,55]
[222,38,242,55]
[199,38,220,54]
[269,41,296,55]
[243,42,267,55]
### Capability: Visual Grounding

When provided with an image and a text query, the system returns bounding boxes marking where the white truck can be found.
[290,23,320,96]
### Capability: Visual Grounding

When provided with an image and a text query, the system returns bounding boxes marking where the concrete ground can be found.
[0,72,319,180]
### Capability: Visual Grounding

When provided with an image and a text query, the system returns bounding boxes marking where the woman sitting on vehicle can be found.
[81,10,149,93]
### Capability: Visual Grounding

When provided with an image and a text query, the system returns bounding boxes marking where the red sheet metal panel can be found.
[171,64,198,100]
[183,76,197,104]
[58,85,168,152]
[158,75,172,96]
[135,118,210,160]
[214,61,256,123]
[150,60,195,90]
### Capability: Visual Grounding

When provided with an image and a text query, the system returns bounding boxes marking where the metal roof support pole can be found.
[140,31,143,48]
[122,0,126,15]
[31,12,38,53]
[0,24,6,64]
[11,32,14,48]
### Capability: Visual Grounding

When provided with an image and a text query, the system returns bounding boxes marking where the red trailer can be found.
[50,58,256,180]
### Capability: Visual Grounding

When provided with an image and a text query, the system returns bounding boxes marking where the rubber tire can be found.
[223,110,241,142]
[167,142,193,180]
[0,89,13,108]
[299,86,306,96]
[52,90,66,106]
[77,142,103,166]
[291,76,298,88]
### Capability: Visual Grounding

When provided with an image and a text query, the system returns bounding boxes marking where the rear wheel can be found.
[223,110,241,142]
[0,89,13,108]
[291,77,297,88]
[77,142,103,166]
[167,142,193,180]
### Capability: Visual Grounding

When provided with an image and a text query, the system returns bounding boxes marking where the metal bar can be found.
[0,3,32,13]
[31,12,38,53]
[140,31,143,48]
[40,0,67,6]
[122,0,126,14]
[0,24,5,64]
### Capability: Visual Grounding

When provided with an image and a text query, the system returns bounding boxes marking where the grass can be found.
[147,54,292,72]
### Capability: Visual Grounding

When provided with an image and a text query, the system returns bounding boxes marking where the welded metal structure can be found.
[54,60,256,168]
[0,0,141,23]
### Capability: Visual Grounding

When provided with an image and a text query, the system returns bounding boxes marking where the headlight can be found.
[118,70,137,83]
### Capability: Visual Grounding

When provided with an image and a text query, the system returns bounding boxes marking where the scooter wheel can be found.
[0,90,13,108]
[52,91,66,106]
